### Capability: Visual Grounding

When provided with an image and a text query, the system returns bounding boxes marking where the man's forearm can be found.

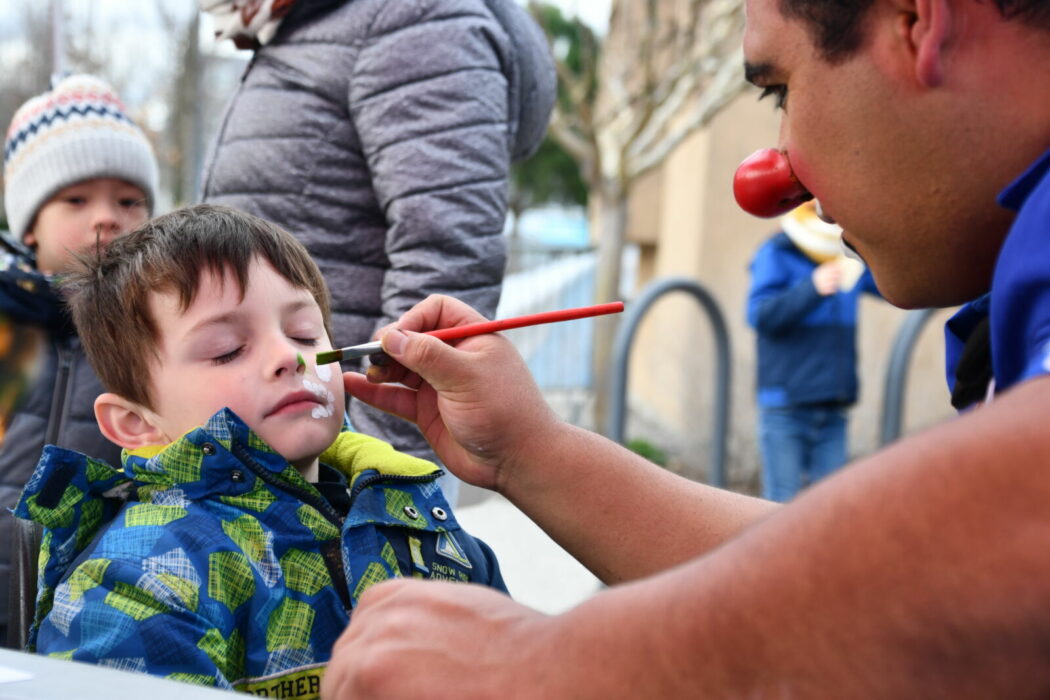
[540,377,1050,696]
[498,421,778,583]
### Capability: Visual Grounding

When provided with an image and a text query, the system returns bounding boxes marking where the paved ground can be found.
[437,390,611,614]
[455,483,601,614]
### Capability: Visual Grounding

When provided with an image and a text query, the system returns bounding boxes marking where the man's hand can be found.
[320,579,549,699]
[811,259,844,295]
[342,295,562,492]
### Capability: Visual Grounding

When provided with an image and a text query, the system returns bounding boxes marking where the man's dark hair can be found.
[780,0,1050,63]
[62,204,333,409]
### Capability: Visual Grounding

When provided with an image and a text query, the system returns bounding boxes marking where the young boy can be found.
[14,204,506,696]
[0,74,158,642]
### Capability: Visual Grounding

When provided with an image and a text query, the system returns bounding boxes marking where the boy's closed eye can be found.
[212,346,245,366]
[284,316,325,348]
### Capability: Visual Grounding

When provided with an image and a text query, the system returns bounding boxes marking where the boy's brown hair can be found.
[62,203,333,410]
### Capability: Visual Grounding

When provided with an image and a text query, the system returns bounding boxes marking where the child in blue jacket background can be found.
[747,201,881,502]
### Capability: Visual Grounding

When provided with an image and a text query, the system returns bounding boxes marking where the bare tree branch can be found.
[548,110,595,166]
[630,46,747,177]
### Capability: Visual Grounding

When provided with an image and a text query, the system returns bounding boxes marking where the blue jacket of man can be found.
[945,148,1050,403]
[747,232,879,409]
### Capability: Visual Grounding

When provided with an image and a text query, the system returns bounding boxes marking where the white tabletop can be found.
[0,648,232,699]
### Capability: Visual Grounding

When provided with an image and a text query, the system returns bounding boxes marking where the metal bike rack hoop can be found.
[607,276,731,487]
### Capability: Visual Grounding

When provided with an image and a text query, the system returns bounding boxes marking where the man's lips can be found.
[266,390,323,417]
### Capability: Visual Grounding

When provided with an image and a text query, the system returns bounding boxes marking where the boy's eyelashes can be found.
[60,195,146,208]
[209,337,320,365]
[212,346,244,366]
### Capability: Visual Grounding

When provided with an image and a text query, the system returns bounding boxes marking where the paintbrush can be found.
[316,301,625,365]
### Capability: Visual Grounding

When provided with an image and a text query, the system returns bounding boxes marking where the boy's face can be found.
[145,256,344,476]
[25,178,149,276]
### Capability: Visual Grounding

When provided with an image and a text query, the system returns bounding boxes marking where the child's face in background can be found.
[145,256,344,479]
[25,178,148,275]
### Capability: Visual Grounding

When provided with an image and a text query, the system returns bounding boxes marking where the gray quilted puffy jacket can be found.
[201,0,555,460]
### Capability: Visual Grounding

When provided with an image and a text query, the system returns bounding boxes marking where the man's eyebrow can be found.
[744,61,775,86]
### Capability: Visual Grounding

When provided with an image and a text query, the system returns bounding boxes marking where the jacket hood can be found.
[483,0,556,161]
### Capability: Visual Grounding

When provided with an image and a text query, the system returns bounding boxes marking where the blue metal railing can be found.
[607,277,731,487]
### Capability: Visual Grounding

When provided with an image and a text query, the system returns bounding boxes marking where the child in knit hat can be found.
[0,74,159,645]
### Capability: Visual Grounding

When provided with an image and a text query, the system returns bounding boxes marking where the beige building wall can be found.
[620,93,957,492]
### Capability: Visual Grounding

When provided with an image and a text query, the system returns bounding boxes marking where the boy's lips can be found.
[266,390,323,417]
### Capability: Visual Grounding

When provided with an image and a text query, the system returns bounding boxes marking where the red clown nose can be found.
[733,148,813,218]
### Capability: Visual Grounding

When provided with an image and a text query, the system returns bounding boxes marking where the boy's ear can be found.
[94,393,167,449]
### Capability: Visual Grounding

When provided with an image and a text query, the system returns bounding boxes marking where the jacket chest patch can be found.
[435,531,472,569]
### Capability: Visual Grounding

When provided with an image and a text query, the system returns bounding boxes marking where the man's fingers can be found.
[343,372,420,422]
[392,294,491,335]
[382,329,481,393]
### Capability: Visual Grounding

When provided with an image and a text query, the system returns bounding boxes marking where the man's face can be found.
[145,257,344,475]
[26,178,149,276]
[742,0,1014,307]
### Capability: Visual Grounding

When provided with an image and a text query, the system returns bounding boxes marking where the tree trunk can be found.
[591,186,628,436]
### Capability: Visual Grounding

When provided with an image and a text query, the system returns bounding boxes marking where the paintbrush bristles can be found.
[316,349,343,365]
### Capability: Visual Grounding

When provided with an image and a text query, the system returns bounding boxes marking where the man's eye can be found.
[212,346,244,365]
[758,85,788,111]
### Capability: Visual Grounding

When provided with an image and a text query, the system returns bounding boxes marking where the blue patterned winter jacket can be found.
[14,408,505,697]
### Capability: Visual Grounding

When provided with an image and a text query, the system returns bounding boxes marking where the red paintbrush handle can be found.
[426,302,625,342]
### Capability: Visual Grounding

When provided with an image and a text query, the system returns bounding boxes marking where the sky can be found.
[0,0,612,76]
[0,0,612,127]
[550,0,610,33]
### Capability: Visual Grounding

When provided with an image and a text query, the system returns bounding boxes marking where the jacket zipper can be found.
[44,340,74,445]
[347,471,442,510]
[231,442,343,527]
[231,442,355,611]
[198,54,258,201]
[230,444,438,611]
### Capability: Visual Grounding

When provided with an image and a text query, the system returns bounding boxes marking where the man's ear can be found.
[908,0,953,87]
[94,392,167,449]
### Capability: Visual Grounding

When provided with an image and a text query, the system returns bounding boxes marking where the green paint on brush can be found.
[315,349,342,365]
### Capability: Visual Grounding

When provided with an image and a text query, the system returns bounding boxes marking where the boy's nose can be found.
[274,348,307,377]
[88,203,122,239]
